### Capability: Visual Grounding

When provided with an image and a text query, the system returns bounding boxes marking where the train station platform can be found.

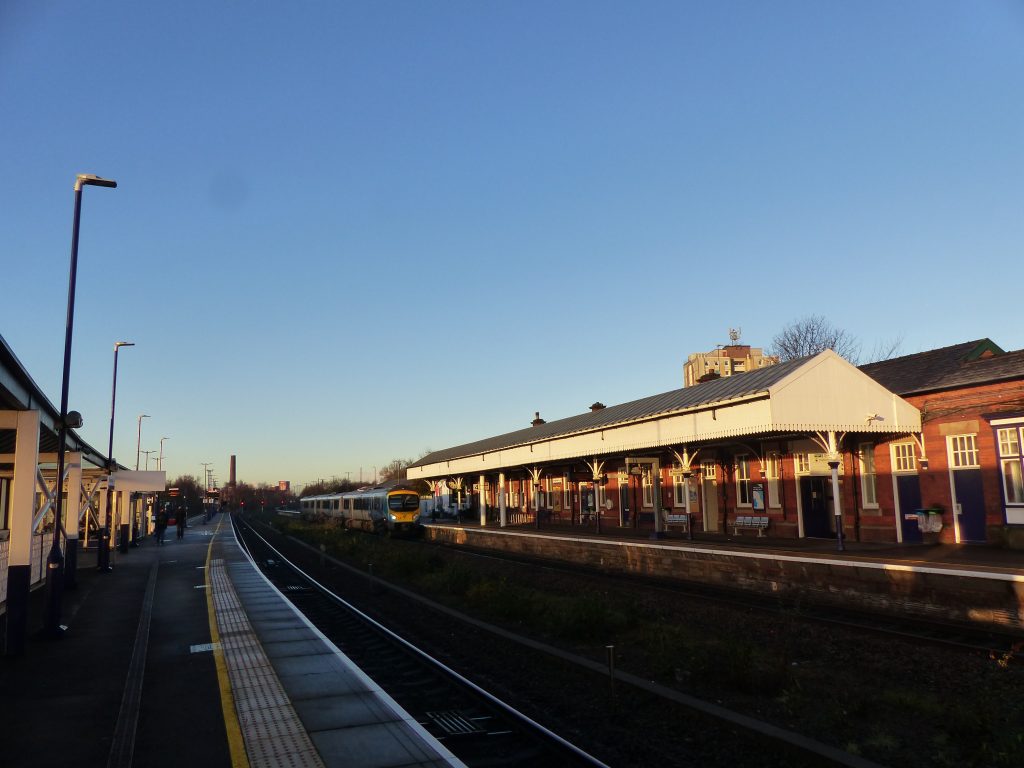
[0,514,462,768]
[423,519,1024,630]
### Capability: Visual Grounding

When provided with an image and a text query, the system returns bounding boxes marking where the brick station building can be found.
[861,339,1024,546]
[409,341,1024,548]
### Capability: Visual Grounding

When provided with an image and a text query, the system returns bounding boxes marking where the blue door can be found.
[952,468,987,543]
[801,477,832,538]
[895,474,922,544]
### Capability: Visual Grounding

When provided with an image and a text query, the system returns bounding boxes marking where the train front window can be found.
[389,494,419,511]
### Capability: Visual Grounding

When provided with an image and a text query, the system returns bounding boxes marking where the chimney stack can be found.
[590,402,606,412]
[229,455,236,486]
[531,411,546,427]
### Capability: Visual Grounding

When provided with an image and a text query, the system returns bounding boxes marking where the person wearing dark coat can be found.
[155,506,169,546]
[176,506,187,540]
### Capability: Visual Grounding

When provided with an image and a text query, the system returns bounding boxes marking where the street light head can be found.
[115,341,135,349]
[76,174,118,190]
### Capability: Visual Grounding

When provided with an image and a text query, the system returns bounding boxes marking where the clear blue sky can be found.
[2,1,1022,489]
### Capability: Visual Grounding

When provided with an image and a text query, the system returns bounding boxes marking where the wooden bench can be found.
[732,515,769,537]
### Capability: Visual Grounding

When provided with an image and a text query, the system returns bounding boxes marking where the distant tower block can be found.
[229,455,236,486]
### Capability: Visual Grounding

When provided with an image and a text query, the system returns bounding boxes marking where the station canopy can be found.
[408,350,922,480]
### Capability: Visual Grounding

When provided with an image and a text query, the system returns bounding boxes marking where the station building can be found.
[1,334,165,653]
[409,340,1024,548]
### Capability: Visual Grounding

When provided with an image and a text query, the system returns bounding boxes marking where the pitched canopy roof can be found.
[411,356,810,469]
[410,351,919,475]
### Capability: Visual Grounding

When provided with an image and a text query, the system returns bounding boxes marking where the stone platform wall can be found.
[424,526,1024,631]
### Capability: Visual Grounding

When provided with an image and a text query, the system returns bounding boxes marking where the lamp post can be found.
[124,413,149,552]
[201,462,213,522]
[135,414,149,471]
[142,450,156,470]
[99,341,134,571]
[158,437,168,471]
[44,173,118,637]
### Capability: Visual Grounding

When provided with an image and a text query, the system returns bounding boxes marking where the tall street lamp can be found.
[135,414,149,471]
[125,413,149,552]
[159,437,169,471]
[44,173,118,637]
[99,341,134,572]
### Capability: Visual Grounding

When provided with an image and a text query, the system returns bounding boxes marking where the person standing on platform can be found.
[177,505,187,541]
[155,505,169,545]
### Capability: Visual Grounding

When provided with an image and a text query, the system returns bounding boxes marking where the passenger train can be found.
[299,480,422,535]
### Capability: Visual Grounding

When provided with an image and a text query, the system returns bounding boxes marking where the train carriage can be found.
[300,480,422,535]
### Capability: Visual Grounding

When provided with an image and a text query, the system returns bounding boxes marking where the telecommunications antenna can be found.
[728,327,741,344]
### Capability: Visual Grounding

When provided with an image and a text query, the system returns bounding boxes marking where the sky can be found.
[2,1,1022,489]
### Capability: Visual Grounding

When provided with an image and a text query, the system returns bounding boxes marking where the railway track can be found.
[231,514,608,768]
[241,514,906,768]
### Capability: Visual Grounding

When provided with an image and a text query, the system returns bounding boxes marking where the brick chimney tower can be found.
[229,455,236,487]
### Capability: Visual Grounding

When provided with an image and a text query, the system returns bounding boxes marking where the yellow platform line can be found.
[206,516,250,768]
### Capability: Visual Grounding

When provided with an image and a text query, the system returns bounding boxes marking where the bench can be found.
[665,512,690,532]
[732,515,769,537]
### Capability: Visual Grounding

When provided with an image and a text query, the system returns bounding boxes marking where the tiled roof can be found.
[859,339,1021,396]
[410,356,809,468]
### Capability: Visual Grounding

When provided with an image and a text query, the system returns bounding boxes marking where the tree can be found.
[299,477,362,497]
[770,315,902,365]
[379,458,414,483]
[770,315,860,362]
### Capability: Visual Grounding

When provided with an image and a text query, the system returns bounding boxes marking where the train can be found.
[299,480,423,535]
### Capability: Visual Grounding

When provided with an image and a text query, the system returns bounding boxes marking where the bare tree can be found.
[863,334,905,364]
[770,315,861,363]
[379,458,413,483]
[770,315,903,365]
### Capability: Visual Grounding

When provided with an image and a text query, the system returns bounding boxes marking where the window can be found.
[1003,461,1024,505]
[892,443,916,473]
[766,452,781,508]
[672,465,686,507]
[794,453,809,475]
[998,427,1020,457]
[1,477,9,530]
[997,427,1024,505]
[562,477,570,511]
[735,455,751,506]
[389,493,418,511]
[859,443,878,508]
[642,471,653,508]
[948,435,979,468]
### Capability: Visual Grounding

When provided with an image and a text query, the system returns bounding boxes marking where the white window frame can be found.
[948,434,980,469]
[892,442,916,473]
[859,443,879,509]
[562,475,570,511]
[997,426,1024,506]
[735,455,752,507]
[766,452,781,508]
[672,464,686,507]
[794,453,809,475]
